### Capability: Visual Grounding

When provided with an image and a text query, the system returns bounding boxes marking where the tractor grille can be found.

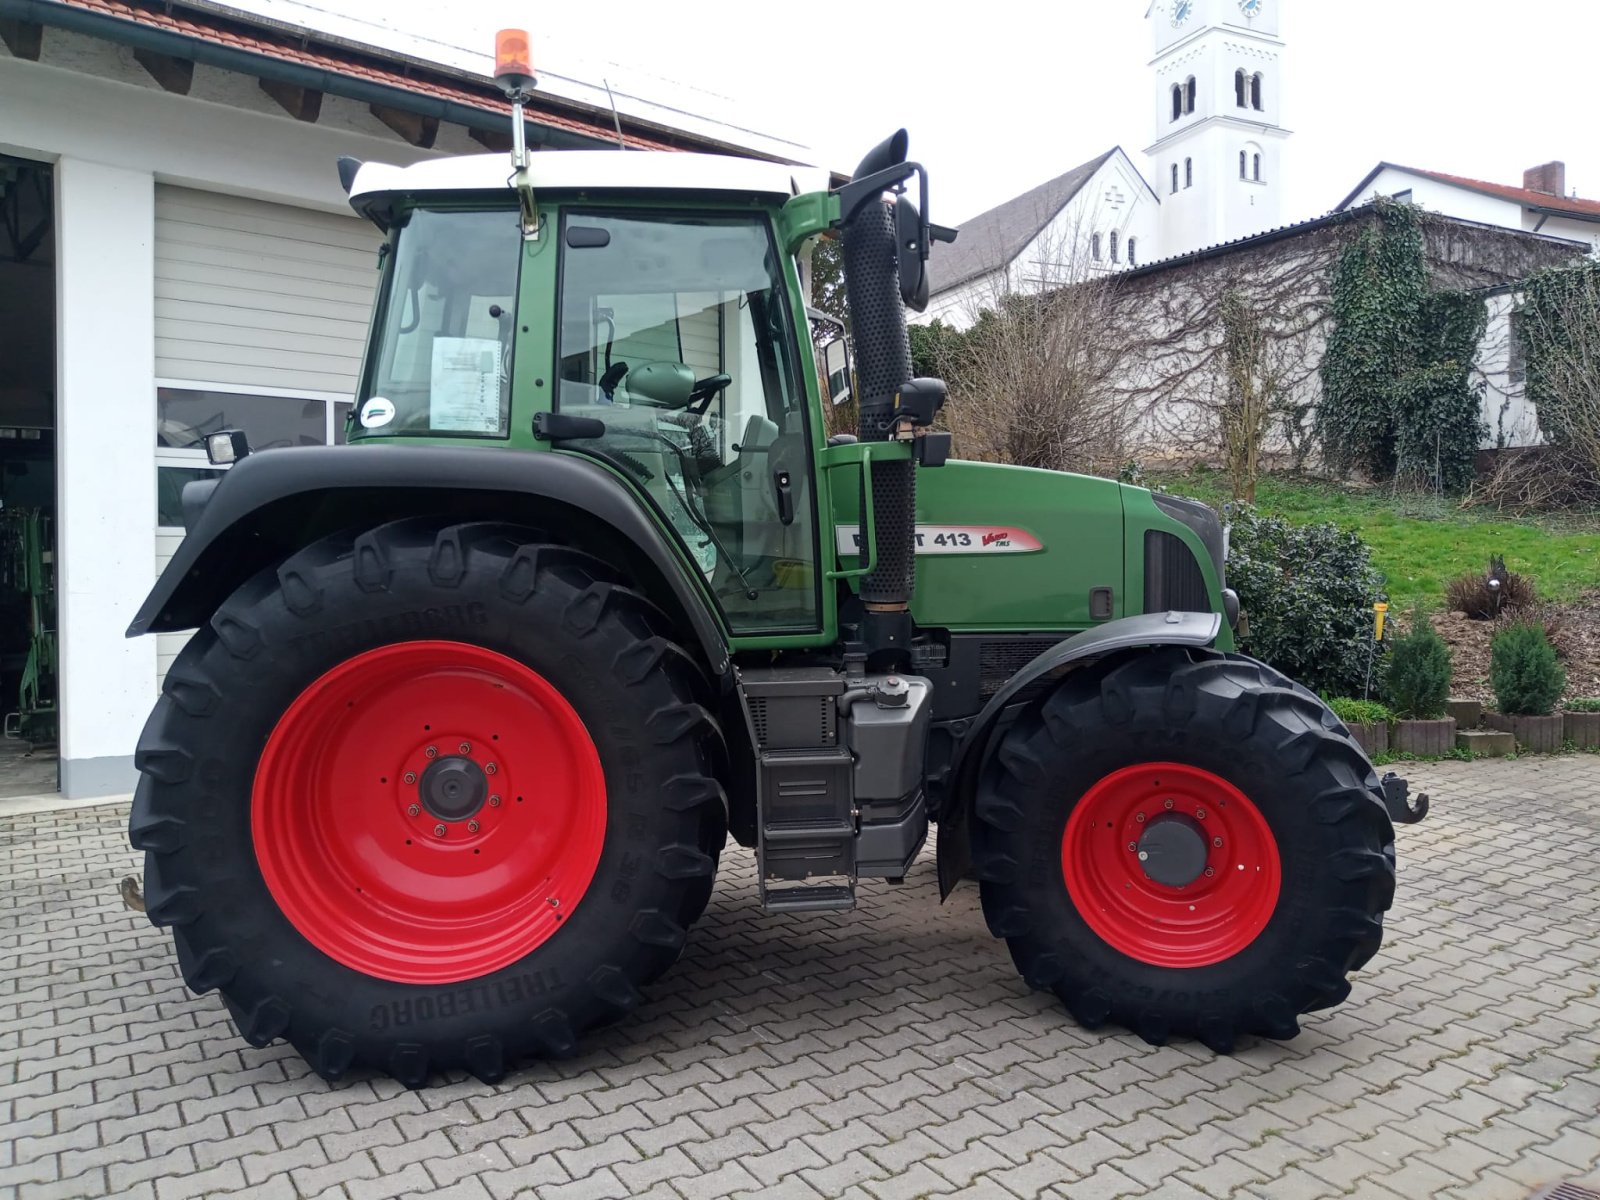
[978,638,1062,701]
[1144,530,1210,613]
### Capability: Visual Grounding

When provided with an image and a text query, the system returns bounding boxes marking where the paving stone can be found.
[3,758,1598,1200]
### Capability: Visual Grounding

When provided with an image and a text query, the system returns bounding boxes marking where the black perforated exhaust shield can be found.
[841,200,915,606]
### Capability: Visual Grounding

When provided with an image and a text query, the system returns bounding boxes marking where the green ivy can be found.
[1519,259,1600,447]
[1319,201,1486,493]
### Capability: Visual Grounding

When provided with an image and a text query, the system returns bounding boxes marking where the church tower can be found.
[1146,0,1287,257]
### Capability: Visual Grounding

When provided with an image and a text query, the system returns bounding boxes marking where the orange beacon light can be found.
[494,29,536,96]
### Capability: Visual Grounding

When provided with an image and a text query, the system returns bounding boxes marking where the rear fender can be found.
[130,444,731,678]
[935,611,1222,898]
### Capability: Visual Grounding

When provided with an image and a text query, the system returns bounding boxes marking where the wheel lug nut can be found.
[1135,812,1146,824]
[489,795,502,808]
[485,762,498,775]
[433,824,446,837]
[459,742,471,754]
[425,746,438,759]
[407,804,421,817]
[1213,836,1224,847]
[1128,841,1138,852]
[1204,867,1215,877]
[404,772,416,785]
[468,819,480,833]
[1195,808,1206,819]
[1164,798,1175,810]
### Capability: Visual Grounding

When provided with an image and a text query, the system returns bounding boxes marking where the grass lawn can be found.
[1152,469,1600,610]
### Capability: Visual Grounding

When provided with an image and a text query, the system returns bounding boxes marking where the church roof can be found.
[926,149,1120,297]
[1336,164,1600,222]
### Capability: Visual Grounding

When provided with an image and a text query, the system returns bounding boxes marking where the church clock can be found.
[1172,1,1193,26]
[1239,0,1264,16]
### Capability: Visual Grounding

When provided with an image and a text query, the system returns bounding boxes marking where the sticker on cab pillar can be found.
[834,525,1043,555]
[359,397,396,428]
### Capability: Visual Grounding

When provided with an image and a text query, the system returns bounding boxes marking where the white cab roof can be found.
[350,152,830,202]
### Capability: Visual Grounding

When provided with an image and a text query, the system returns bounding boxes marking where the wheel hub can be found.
[418,755,487,822]
[1136,814,1208,887]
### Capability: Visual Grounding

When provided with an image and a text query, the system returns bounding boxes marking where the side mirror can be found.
[895,194,929,313]
[822,337,853,406]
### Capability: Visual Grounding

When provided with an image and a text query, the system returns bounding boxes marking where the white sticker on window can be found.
[359,396,396,428]
[430,337,502,434]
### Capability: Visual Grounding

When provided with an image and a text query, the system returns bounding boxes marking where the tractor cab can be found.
[343,152,831,635]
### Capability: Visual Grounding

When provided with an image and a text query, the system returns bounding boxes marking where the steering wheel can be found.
[688,373,733,414]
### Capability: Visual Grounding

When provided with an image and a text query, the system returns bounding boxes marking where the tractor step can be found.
[761,883,856,912]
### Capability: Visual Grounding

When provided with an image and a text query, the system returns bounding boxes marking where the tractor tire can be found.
[971,647,1395,1052]
[130,520,727,1086]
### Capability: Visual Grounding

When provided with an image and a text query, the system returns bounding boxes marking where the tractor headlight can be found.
[205,429,251,466]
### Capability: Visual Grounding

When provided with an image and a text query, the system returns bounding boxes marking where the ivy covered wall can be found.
[1318,200,1487,492]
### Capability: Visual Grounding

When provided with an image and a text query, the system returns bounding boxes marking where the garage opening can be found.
[0,154,58,798]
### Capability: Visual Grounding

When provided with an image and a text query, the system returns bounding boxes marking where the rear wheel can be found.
[972,648,1395,1051]
[130,520,727,1085]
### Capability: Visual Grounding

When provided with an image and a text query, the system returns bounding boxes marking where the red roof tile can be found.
[1403,166,1600,219]
[54,0,692,153]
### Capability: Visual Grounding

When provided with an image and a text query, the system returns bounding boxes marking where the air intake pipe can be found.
[840,132,917,658]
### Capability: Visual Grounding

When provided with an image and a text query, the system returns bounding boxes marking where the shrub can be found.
[1490,622,1566,716]
[1226,509,1387,697]
[1326,697,1394,726]
[1385,613,1453,719]
[1442,557,1537,619]
[1566,697,1600,713]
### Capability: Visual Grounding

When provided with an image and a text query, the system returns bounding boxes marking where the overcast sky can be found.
[234,0,1598,229]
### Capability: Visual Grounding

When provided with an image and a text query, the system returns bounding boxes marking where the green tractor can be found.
[128,55,1420,1086]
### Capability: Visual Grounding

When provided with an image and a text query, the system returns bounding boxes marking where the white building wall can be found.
[2,41,455,797]
[54,158,159,799]
[1475,292,1542,450]
[1343,171,1516,227]
[1538,214,1600,255]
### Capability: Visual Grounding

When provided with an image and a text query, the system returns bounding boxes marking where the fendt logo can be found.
[834,524,1044,556]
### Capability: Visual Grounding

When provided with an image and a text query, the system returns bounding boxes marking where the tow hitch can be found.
[1380,772,1430,824]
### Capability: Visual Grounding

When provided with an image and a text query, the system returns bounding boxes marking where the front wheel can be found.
[130,520,727,1085]
[971,648,1395,1052]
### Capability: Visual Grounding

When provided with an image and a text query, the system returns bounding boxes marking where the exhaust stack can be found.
[839,132,918,664]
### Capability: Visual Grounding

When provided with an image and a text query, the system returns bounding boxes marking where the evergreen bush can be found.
[1490,622,1566,716]
[1385,612,1452,720]
[1226,509,1387,697]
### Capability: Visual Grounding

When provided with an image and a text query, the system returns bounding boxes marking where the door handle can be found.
[772,469,795,526]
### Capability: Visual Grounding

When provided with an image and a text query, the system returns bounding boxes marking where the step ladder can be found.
[738,668,858,914]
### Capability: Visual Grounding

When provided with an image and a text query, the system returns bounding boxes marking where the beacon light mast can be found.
[494,28,541,239]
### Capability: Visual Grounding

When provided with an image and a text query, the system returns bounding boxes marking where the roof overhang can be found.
[0,0,818,162]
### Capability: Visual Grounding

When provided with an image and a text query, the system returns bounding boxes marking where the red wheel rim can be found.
[1061,762,1280,968]
[252,640,606,984]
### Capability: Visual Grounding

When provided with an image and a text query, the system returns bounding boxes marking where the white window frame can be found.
[154,379,355,532]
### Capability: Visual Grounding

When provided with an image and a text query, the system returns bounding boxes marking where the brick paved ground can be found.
[4,756,1600,1200]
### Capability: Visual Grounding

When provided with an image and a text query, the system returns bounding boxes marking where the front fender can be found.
[130,444,731,677]
[935,610,1222,898]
